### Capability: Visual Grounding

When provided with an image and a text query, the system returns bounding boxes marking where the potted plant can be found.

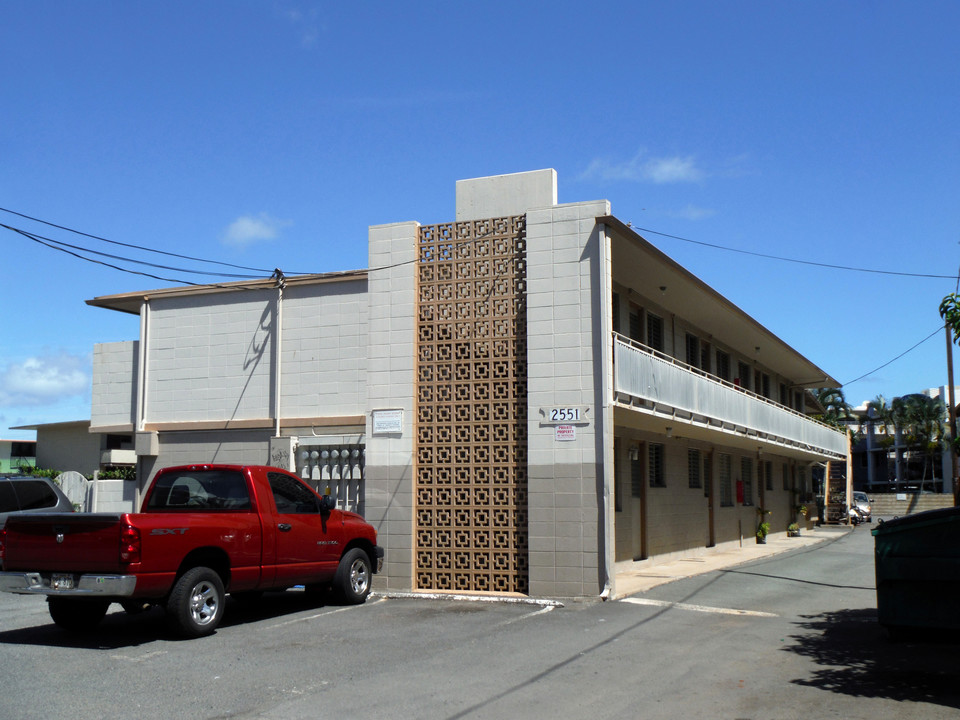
[756,507,772,544]
[787,522,801,537]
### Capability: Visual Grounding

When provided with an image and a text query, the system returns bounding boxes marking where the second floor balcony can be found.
[613,334,847,459]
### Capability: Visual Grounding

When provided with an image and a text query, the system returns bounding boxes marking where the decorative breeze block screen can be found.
[415,216,529,593]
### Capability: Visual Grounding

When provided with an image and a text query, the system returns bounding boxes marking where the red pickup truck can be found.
[0,464,383,637]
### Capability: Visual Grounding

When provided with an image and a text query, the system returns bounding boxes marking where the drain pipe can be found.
[273,269,285,438]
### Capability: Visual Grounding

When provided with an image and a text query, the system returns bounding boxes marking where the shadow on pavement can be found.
[0,589,346,649]
[784,607,960,710]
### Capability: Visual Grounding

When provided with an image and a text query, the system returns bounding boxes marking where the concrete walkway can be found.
[613,524,854,599]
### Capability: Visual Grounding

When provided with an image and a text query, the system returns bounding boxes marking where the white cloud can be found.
[580,150,705,184]
[0,353,90,407]
[667,204,716,221]
[221,213,292,249]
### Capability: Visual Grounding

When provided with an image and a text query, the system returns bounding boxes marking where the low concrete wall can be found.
[867,492,954,517]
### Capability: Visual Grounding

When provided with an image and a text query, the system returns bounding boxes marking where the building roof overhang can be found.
[599,215,840,389]
[85,269,369,315]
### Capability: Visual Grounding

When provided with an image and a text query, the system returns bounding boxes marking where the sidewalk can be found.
[612,524,853,599]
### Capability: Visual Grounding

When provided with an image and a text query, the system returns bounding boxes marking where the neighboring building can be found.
[10,420,135,477]
[849,387,956,495]
[85,169,846,599]
[0,438,36,474]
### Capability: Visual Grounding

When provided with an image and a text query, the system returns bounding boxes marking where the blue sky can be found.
[2,1,958,440]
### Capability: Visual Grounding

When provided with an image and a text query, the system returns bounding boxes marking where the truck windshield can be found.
[146,469,252,511]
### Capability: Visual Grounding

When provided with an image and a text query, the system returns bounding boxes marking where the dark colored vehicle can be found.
[0,464,382,637]
[0,476,74,526]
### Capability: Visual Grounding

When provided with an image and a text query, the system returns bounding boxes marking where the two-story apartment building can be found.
[86,169,846,599]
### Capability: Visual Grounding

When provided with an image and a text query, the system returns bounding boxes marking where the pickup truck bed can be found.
[0,464,383,637]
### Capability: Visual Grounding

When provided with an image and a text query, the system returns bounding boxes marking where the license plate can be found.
[51,574,74,590]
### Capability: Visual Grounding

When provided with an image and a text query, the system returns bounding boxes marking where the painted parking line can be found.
[621,597,778,618]
[267,596,385,629]
[495,604,557,627]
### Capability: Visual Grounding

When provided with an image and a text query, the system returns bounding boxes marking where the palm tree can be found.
[815,388,852,429]
[904,394,946,492]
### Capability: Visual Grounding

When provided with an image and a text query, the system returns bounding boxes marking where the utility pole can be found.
[947,326,959,506]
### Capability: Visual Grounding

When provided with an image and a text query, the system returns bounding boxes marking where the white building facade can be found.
[87,170,846,599]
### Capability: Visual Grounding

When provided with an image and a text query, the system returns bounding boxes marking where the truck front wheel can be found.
[334,548,372,604]
[166,566,225,638]
[48,597,110,632]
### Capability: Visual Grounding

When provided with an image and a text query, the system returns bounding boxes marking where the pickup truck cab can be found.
[0,464,383,637]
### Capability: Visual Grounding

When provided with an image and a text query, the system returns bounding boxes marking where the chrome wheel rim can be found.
[189,580,219,626]
[349,558,370,595]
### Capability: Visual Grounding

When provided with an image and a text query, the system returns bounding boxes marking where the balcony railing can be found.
[614,334,847,457]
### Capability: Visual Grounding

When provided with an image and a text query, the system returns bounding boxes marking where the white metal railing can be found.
[614,335,847,456]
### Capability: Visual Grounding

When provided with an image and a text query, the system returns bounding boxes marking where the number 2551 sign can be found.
[540,406,590,426]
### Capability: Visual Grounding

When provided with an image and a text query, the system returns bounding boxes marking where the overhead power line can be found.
[632,225,958,280]
[0,205,277,275]
[842,325,945,387]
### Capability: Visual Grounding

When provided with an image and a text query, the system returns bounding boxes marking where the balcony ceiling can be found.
[601,216,839,389]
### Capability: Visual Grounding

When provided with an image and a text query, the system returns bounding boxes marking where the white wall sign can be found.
[555,425,576,442]
[540,406,590,426]
[372,409,403,435]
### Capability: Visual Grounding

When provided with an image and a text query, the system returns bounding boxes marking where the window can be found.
[629,305,643,342]
[715,350,731,381]
[780,383,788,406]
[741,457,754,506]
[13,481,59,511]
[649,443,665,487]
[269,471,321,514]
[146,469,251,511]
[685,334,700,368]
[0,481,17,513]
[719,454,733,506]
[612,292,621,334]
[700,341,711,374]
[737,362,751,390]
[688,448,702,488]
[647,314,664,352]
[765,461,773,492]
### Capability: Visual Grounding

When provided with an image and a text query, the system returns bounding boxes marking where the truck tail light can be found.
[0,526,5,564]
[119,523,141,564]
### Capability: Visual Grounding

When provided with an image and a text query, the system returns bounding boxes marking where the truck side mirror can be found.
[319,494,336,513]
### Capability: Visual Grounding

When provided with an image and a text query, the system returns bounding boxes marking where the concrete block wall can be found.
[280,279,368,418]
[526,200,611,598]
[147,291,275,424]
[92,478,137,513]
[364,221,419,591]
[91,341,137,429]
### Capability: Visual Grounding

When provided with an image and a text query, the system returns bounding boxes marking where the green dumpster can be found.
[872,507,960,631]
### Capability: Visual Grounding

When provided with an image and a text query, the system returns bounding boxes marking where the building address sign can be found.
[539,406,591,426]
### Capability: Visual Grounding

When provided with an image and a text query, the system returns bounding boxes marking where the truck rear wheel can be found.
[48,597,110,632]
[334,548,372,604]
[166,566,225,638]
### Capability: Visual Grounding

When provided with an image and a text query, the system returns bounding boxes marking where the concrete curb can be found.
[372,591,565,608]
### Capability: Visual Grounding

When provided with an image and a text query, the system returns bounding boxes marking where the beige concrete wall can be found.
[91,341,137,430]
[364,221,419,592]
[526,200,611,598]
[614,431,804,563]
[36,424,101,476]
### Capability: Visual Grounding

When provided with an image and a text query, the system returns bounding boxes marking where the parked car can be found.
[0,476,74,526]
[0,464,382,637]
[853,491,872,523]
